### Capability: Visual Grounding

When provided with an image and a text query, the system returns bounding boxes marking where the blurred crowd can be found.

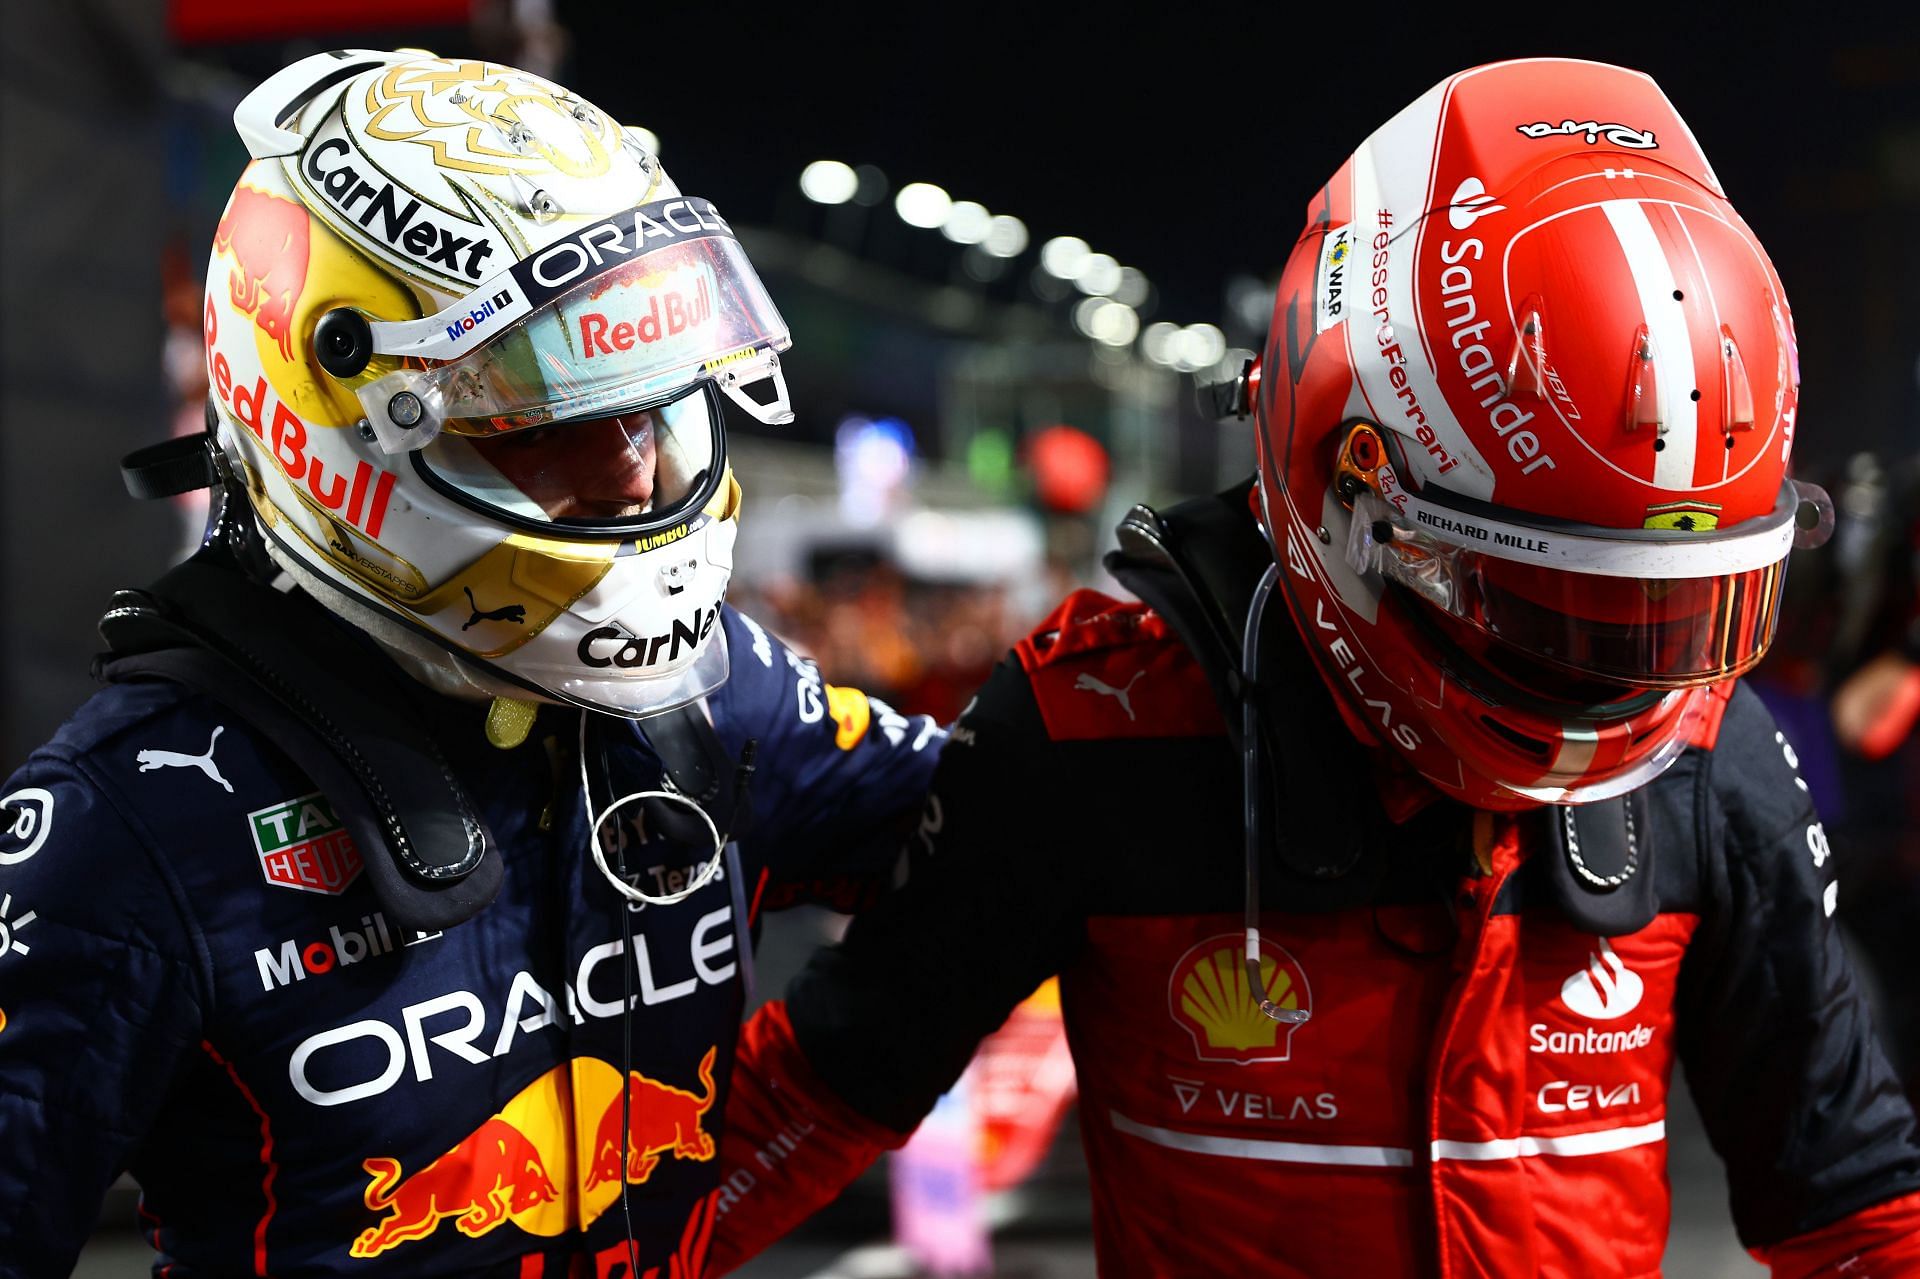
[730,554,1073,726]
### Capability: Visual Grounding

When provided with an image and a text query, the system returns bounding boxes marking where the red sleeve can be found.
[709,1001,909,1275]
[1751,1189,1920,1277]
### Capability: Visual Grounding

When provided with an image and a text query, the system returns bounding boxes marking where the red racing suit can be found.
[714,590,1920,1278]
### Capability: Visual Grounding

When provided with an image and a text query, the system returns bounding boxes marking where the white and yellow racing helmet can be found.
[203,49,792,717]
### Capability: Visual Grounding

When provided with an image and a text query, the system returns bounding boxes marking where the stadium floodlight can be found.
[1073,252,1122,297]
[983,215,1029,258]
[799,159,859,204]
[895,182,953,229]
[941,200,993,244]
[1040,235,1091,279]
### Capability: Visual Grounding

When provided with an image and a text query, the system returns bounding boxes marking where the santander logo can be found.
[1558,938,1644,1021]
[1446,176,1507,231]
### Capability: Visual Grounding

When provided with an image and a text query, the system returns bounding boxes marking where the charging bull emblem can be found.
[585,1045,719,1189]
[350,1116,559,1258]
[213,184,310,361]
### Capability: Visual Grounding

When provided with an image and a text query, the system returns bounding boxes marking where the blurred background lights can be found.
[1112,266,1151,309]
[1072,252,1122,297]
[940,199,993,245]
[1039,235,1091,279]
[1072,297,1140,347]
[834,414,917,526]
[799,159,859,204]
[982,215,1029,259]
[1091,301,1140,347]
[1167,323,1227,372]
[894,182,953,229]
[1140,320,1181,366]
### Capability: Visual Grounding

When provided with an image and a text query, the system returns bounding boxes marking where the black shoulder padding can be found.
[94,550,500,933]
[1536,789,1658,934]
[636,703,750,847]
[1105,480,1367,880]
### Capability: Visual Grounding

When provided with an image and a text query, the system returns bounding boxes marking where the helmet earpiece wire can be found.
[576,709,750,1271]
[1241,562,1311,1027]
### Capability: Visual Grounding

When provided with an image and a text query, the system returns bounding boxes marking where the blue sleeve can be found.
[1676,685,1920,1246]
[0,752,209,1277]
[711,608,946,911]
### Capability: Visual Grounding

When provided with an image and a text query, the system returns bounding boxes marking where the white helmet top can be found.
[205,50,793,717]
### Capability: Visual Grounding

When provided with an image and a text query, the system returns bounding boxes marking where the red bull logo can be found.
[351,1116,559,1257]
[347,1048,719,1259]
[585,1046,718,1190]
[1167,933,1313,1064]
[214,185,310,362]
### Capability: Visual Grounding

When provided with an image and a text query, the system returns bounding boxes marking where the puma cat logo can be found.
[1074,671,1145,721]
[463,586,527,631]
[136,726,234,793]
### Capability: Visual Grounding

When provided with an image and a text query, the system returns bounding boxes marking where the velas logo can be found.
[1167,933,1312,1063]
[214,185,310,361]
[1559,938,1644,1020]
[249,792,364,895]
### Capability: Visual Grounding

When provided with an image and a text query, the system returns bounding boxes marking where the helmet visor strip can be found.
[1347,478,1831,689]
[417,378,722,535]
[358,195,792,451]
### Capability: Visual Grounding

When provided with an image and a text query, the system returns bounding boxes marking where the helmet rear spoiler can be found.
[234,48,411,159]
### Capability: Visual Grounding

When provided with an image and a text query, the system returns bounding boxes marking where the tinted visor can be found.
[1349,479,1826,689]
[1457,554,1785,688]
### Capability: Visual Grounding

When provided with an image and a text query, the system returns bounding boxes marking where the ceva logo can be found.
[1559,938,1644,1020]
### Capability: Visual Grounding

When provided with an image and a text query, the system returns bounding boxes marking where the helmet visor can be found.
[359,196,791,449]
[1348,479,1829,688]
[415,378,723,535]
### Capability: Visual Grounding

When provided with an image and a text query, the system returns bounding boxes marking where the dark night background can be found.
[8,7,1920,1276]
[556,10,1918,456]
[6,7,1919,819]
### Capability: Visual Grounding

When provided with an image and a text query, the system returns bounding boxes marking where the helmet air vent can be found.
[1623,324,1662,440]
[1505,297,1548,403]
[1719,325,1755,435]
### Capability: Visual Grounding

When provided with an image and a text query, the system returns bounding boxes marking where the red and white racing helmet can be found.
[1252,58,1831,809]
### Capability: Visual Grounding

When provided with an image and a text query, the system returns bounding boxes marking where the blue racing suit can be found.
[0,605,942,1278]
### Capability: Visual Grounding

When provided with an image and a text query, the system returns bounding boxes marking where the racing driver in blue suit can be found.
[0,50,942,1278]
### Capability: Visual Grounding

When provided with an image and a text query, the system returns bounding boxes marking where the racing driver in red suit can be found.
[707,59,1920,1278]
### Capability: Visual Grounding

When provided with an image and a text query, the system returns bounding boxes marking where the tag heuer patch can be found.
[248,792,363,894]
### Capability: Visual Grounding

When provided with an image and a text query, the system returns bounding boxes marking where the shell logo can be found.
[1167,933,1312,1064]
